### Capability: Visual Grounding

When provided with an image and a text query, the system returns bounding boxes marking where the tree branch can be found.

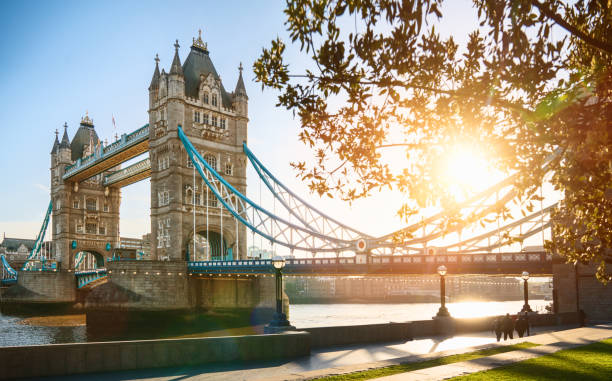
[288,74,532,115]
[530,0,612,54]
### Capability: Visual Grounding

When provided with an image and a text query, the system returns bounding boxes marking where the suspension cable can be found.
[193,163,196,261]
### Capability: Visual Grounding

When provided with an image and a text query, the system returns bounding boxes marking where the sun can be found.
[439,145,497,199]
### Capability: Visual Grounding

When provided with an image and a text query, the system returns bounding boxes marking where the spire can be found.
[80,111,94,127]
[191,29,208,53]
[149,54,160,90]
[59,122,70,149]
[51,129,59,154]
[234,62,247,97]
[170,40,183,76]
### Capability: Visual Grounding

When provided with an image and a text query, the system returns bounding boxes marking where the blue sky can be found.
[0,0,304,239]
[0,1,551,254]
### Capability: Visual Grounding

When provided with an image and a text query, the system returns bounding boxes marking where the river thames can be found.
[0,299,549,347]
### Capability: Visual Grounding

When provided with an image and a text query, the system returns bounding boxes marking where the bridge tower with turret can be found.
[49,116,121,269]
[148,31,248,261]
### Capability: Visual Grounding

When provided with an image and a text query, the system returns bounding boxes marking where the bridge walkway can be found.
[62,124,149,183]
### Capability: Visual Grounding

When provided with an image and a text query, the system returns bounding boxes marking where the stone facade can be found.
[553,262,611,323]
[1,271,76,303]
[50,118,121,269]
[148,33,248,261]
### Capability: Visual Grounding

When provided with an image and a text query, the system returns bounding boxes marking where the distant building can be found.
[247,245,275,259]
[0,235,53,267]
[114,235,153,260]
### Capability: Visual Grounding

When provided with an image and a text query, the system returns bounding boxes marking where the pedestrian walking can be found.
[515,315,526,338]
[502,313,514,340]
[492,317,503,342]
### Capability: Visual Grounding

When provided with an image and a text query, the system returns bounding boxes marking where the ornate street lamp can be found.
[436,265,451,317]
[265,256,295,333]
[521,271,532,313]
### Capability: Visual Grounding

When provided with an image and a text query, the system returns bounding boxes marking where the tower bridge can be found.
[1,31,610,327]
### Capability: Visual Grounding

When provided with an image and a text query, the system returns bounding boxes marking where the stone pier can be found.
[553,262,611,322]
[84,260,283,338]
[0,270,76,313]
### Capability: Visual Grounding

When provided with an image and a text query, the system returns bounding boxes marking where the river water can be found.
[0,300,549,347]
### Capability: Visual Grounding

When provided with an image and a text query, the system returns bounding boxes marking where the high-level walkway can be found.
[34,324,612,380]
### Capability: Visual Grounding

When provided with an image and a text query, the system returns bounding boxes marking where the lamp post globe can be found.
[435,265,450,318]
[272,256,285,270]
[521,271,532,313]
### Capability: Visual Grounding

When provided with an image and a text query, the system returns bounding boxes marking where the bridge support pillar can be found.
[84,261,284,339]
[0,271,76,312]
[552,262,611,323]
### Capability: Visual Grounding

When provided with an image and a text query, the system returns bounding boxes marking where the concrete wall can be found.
[0,271,75,304]
[304,312,579,349]
[305,322,418,348]
[0,331,310,380]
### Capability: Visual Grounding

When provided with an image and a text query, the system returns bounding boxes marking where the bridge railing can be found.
[285,252,551,265]
[75,268,108,288]
[75,268,107,276]
[188,260,274,274]
[63,124,149,179]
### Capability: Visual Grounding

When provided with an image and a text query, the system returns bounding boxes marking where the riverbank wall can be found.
[0,331,310,380]
[0,312,581,379]
[304,311,579,348]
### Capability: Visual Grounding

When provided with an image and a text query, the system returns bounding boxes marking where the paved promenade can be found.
[34,323,605,380]
[357,324,612,380]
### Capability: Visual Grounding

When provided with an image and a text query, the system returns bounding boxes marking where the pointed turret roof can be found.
[59,123,70,149]
[70,113,99,161]
[170,40,184,76]
[234,62,247,98]
[182,30,232,107]
[51,129,60,154]
[149,54,160,90]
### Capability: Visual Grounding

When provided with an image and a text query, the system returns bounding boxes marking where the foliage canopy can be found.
[254,0,611,281]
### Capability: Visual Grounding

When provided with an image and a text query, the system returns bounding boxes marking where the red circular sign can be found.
[356,238,367,252]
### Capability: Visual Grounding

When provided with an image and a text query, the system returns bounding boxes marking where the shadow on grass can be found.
[451,339,612,381]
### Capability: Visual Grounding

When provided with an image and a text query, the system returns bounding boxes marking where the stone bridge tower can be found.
[50,116,121,269]
[148,31,248,261]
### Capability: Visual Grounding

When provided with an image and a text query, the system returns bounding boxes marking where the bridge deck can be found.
[187,251,553,276]
[103,157,151,188]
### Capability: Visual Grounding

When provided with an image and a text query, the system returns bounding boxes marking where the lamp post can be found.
[265,256,295,333]
[436,265,450,317]
[521,271,532,313]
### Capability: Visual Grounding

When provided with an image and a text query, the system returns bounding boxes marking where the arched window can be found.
[203,92,209,104]
[224,163,233,176]
[185,187,193,204]
[212,94,218,106]
[204,154,217,170]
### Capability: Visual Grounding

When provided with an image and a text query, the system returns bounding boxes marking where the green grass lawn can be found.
[449,338,612,381]
[316,342,539,381]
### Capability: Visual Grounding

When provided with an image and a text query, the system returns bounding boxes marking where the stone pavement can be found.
[351,324,612,381]
[39,324,592,381]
